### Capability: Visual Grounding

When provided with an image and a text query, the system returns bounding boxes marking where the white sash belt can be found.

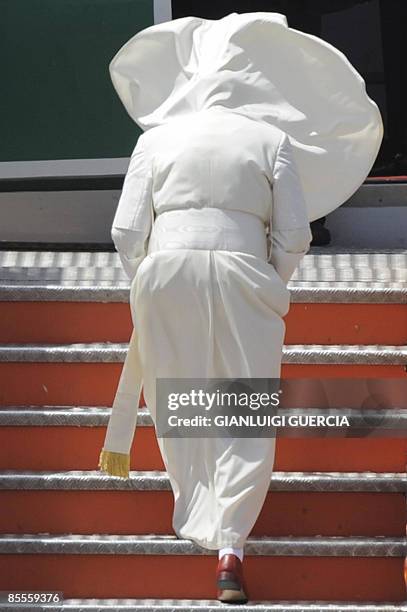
[147,207,268,260]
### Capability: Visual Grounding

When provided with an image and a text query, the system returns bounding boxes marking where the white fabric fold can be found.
[268,132,313,282]
[102,327,143,455]
[109,11,383,221]
[111,134,154,280]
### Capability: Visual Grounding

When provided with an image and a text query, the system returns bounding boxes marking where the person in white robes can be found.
[98,11,383,602]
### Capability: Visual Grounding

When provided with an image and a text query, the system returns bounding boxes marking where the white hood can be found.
[109,11,383,221]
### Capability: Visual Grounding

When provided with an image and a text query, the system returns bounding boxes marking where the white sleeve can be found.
[268,132,313,284]
[111,135,153,280]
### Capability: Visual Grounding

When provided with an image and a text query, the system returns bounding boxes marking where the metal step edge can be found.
[1,263,406,278]
[288,284,407,304]
[0,406,151,427]
[0,248,405,283]
[0,470,404,493]
[0,534,405,556]
[0,344,406,364]
[2,600,406,612]
[0,282,406,303]
[1,247,406,261]
[1,407,406,431]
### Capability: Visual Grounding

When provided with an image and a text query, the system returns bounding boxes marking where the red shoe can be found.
[216,553,248,604]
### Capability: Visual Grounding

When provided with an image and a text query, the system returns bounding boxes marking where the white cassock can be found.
[99,12,383,549]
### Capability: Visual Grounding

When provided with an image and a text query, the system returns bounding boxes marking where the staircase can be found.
[0,247,406,611]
